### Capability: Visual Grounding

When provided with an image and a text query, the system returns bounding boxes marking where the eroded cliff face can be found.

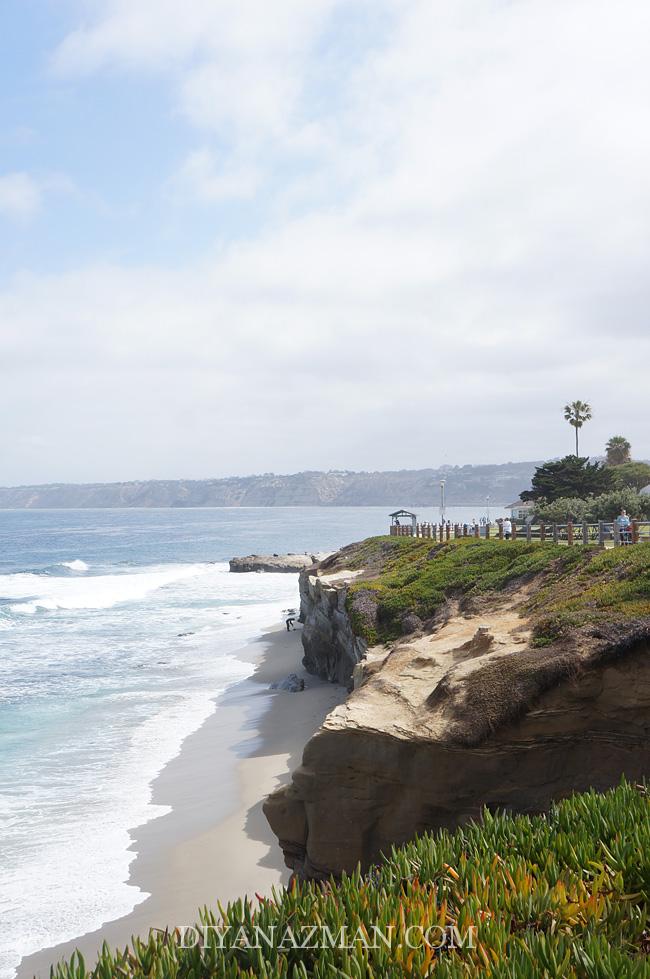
[265,587,650,880]
[299,565,367,685]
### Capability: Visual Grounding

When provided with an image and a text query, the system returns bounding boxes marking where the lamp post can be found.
[440,479,446,525]
[486,495,490,523]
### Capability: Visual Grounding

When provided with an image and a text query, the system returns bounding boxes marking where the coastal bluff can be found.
[264,537,650,880]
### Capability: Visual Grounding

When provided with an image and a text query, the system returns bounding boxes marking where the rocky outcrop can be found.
[229,554,320,573]
[264,600,650,880]
[298,564,368,685]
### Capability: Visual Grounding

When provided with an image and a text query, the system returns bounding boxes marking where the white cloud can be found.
[4,0,650,481]
[0,171,74,220]
[0,172,43,218]
[170,149,261,203]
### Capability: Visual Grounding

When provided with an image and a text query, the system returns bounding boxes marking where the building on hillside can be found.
[506,500,536,521]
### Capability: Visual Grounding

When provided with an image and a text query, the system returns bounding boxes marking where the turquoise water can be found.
[0,506,501,977]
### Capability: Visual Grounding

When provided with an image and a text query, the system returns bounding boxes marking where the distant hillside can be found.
[0,463,539,508]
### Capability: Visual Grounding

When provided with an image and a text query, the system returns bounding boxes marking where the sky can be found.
[1,0,649,485]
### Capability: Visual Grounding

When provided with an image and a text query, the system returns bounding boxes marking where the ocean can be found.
[0,505,502,978]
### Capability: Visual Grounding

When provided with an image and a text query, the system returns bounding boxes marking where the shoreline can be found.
[17,623,345,979]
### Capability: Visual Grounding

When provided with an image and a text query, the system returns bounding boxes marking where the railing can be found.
[389,520,650,547]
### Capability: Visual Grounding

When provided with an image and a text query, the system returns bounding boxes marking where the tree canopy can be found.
[520,455,613,503]
[605,435,632,466]
[610,460,650,491]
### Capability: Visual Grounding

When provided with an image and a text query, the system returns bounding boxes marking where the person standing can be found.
[617,508,632,545]
[502,517,513,540]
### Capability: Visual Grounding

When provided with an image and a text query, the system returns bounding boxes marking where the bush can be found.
[533,497,591,523]
[534,490,649,524]
[588,489,649,521]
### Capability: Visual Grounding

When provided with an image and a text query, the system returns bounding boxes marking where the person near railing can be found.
[616,509,632,545]
[502,517,513,540]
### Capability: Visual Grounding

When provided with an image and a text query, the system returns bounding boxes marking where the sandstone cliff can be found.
[298,563,367,684]
[264,537,650,880]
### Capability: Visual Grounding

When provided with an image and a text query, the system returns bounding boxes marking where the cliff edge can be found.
[264,537,650,879]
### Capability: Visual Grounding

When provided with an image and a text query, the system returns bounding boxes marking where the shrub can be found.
[588,489,649,521]
[533,497,591,523]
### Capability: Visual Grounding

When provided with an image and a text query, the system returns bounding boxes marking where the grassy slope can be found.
[52,781,650,978]
[341,537,650,645]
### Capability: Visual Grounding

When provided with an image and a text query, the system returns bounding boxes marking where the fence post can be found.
[474,524,479,539]
[498,521,503,540]
[540,523,546,543]
[567,521,574,545]
[633,520,639,544]
[526,522,532,542]
[512,520,517,540]
[485,522,491,539]
[598,521,605,547]
[553,523,559,544]
[582,522,589,546]
[613,520,620,547]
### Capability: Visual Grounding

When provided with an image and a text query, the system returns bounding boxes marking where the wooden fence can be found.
[389,520,650,547]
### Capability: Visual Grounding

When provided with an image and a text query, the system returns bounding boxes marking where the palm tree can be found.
[605,435,631,466]
[563,400,592,456]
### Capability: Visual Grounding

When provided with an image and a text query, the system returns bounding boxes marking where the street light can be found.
[440,479,446,524]
[486,495,490,523]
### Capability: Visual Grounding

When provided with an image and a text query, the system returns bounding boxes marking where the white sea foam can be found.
[0,663,248,979]
[0,560,299,979]
[1,564,211,614]
[59,559,89,572]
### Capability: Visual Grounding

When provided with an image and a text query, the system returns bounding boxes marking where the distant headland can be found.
[0,462,539,509]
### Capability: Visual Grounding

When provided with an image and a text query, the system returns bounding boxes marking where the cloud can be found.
[0,171,73,220]
[170,149,261,203]
[0,172,43,218]
[4,0,650,482]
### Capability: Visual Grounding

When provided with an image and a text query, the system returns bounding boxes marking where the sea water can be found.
[0,506,501,977]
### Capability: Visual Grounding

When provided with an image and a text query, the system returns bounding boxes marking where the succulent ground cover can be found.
[338,537,650,645]
[51,781,650,978]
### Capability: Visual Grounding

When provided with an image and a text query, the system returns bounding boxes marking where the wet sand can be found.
[18,625,344,978]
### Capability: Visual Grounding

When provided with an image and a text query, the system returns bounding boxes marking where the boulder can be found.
[270,673,305,693]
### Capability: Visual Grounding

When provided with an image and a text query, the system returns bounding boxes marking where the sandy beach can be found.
[17,623,345,979]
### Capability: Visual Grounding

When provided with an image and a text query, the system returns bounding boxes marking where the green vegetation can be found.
[51,781,650,978]
[345,537,571,644]
[341,537,650,646]
[519,434,650,517]
[606,435,632,466]
[611,462,650,492]
[534,489,649,524]
[520,456,612,503]
[528,542,650,642]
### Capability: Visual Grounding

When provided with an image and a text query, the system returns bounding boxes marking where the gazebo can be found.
[389,509,417,531]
